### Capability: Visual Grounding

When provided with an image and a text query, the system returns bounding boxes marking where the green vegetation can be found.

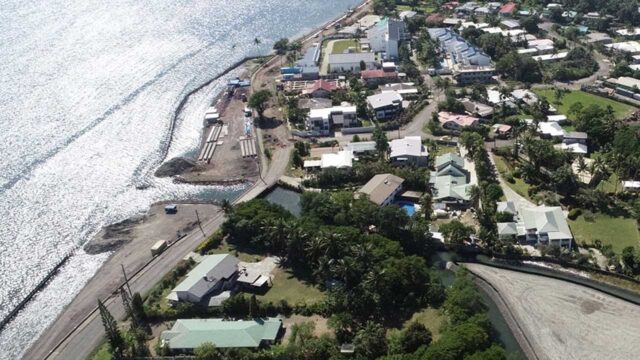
[569,214,640,253]
[331,39,359,54]
[533,89,636,120]
[88,343,110,360]
[597,173,621,194]
[405,308,444,340]
[257,267,325,305]
[492,153,533,202]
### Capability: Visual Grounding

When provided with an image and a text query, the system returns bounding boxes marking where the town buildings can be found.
[306,104,358,135]
[497,204,573,248]
[367,18,407,60]
[327,52,376,73]
[161,318,282,352]
[389,136,429,166]
[427,28,495,84]
[357,173,405,206]
[439,112,480,130]
[367,91,403,119]
[167,254,239,305]
[430,153,472,208]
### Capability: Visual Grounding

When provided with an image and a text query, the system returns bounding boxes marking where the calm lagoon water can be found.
[0,0,361,357]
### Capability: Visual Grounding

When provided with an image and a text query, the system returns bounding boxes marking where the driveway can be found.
[486,151,535,210]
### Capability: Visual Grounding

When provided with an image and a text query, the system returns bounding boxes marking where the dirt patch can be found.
[281,315,331,343]
[154,157,199,177]
[84,215,145,254]
[84,203,218,255]
[579,299,603,314]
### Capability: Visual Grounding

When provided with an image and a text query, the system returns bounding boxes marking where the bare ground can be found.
[25,203,220,359]
[465,263,640,360]
[281,315,331,343]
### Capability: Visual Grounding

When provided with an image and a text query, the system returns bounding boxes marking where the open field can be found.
[569,213,640,253]
[465,263,640,360]
[330,39,359,54]
[533,89,636,120]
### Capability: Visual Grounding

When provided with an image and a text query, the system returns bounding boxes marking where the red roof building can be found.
[302,80,339,97]
[442,1,459,10]
[360,69,399,85]
[426,13,444,24]
[499,2,517,15]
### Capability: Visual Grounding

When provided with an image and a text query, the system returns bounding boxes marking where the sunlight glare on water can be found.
[0,0,361,358]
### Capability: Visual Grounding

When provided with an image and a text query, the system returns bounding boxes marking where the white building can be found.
[537,122,565,138]
[367,91,403,119]
[304,150,355,169]
[327,52,376,73]
[520,206,573,248]
[605,41,640,55]
[167,254,239,304]
[532,52,568,62]
[497,205,573,248]
[428,28,495,84]
[367,18,406,60]
[389,136,429,167]
[306,104,357,135]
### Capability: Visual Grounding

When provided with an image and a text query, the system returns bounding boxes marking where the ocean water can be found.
[0,0,361,357]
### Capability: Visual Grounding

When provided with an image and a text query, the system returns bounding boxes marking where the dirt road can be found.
[465,263,640,360]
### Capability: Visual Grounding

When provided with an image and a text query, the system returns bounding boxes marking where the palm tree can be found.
[468,185,482,210]
[590,153,609,187]
[221,199,232,215]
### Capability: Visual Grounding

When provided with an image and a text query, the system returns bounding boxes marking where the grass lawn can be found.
[209,242,265,262]
[533,89,636,120]
[569,213,640,253]
[257,267,325,305]
[331,40,359,54]
[491,154,534,202]
[404,308,445,340]
[88,343,110,360]
[597,173,621,194]
[434,145,458,157]
[590,272,640,295]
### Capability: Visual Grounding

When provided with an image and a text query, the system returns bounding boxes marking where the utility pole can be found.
[195,210,206,237]
[121,264,131,296]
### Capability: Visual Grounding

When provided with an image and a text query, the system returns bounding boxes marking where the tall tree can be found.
[98,299,125,360]
[373,127,389,158]
[248,90,271,120]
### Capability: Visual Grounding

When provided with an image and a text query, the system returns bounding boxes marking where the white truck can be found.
[150,240,168,256]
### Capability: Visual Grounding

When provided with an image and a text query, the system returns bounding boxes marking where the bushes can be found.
[195,230,224,254]
[505,173,515,184]
[568,208,582,220]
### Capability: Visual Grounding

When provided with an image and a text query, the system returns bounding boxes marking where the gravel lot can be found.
[465,263,640,360]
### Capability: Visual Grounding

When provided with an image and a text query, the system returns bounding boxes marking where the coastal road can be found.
[29,135,291,360]
[464,263,640,360]
[27,3,363,358]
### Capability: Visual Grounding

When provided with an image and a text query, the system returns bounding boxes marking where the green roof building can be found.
[161,318,282,351]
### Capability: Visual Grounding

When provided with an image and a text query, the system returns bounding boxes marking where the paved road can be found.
[29,133,291,360]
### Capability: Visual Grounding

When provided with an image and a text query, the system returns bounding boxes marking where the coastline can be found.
[22,2,370,359]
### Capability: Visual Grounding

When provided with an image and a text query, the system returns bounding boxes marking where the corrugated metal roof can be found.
[162,318,282,349]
